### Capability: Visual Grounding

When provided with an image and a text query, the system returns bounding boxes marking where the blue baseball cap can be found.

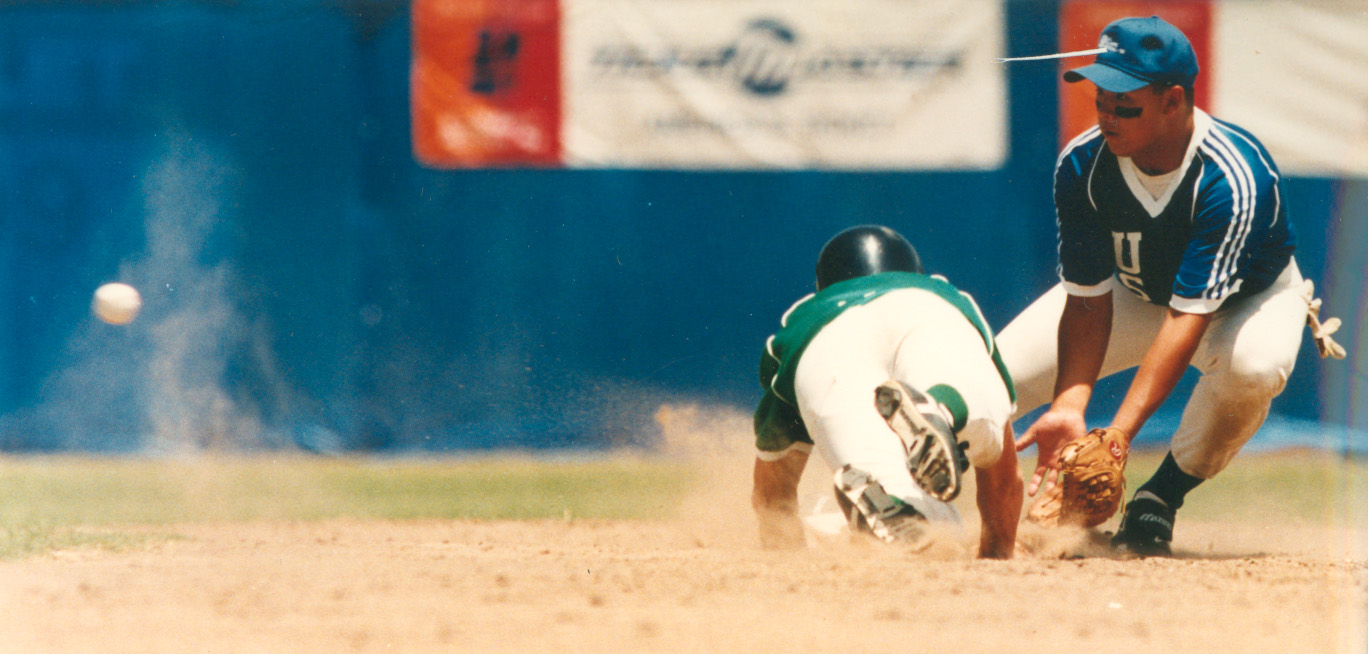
[1064,16,1199,93]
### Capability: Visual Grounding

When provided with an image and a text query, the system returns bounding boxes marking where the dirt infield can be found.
[1,407,1364,654]
[2,516,1364,654]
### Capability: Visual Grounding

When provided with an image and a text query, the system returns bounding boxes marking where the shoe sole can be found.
[833,465,929,547]
[1111,500,1175,557]
[1111,539,1173,558]
[874,381,966,502]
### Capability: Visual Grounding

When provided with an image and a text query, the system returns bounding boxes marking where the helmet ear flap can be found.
[815,225,922,290]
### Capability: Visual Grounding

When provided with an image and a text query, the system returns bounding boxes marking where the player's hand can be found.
[1014,409,1088,496]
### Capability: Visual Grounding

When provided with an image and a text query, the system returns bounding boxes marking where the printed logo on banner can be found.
[589,18,962,98]
[565,0,1005,169]
[471,30,522,95]
[729,19,797,97]
[412,0,561,168]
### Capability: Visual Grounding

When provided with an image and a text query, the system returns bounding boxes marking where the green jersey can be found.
[754,272,1014,453]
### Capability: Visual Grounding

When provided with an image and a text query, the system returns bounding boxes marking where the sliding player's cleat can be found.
[833,465,930,548]
[875,381,970,502]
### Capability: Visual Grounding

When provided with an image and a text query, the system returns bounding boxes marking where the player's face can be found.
[1093,88,1165,158]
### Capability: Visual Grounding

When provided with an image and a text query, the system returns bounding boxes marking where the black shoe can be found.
[832,464,930,547]
[1111,497,1176,557]
[874,381,970,502]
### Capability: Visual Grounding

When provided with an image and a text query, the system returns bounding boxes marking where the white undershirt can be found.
[1134,166,1182,200]
[1114,110,1213,217]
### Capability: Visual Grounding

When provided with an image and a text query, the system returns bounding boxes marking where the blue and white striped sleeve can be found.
[1173,125,1282,314]
[1054,129,1115,297]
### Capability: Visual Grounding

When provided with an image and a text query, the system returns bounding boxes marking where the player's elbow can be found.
[751,483,797,517]
[752,485,794,521]
[752,469,805,551]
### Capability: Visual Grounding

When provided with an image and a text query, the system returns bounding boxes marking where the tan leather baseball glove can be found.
[1027,427,1129,528]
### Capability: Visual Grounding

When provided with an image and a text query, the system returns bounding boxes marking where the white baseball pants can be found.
[997,261,1308,478]
[792,288,1015,521]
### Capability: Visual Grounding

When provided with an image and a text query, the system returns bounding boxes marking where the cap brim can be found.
[1063,63,1150,93]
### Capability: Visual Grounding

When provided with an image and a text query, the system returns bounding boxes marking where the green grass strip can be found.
[0,524,164,560]
[0,451,1360,559]
[0,456,697,528]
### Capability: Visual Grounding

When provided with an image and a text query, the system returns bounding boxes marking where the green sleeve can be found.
[753,389,810,452]
[759,336,779,390]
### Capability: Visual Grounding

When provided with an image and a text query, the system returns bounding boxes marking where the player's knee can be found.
[1224,355,1292,399]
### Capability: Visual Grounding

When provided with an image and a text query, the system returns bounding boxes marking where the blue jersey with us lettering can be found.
[1054,109,1296,314]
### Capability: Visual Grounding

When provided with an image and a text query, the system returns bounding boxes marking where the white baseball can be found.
[93,282,142,325]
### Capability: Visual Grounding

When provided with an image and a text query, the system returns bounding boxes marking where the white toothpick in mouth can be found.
[995,47,1107,63]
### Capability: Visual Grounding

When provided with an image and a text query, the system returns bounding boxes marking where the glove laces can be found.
[1301,280,1347,360]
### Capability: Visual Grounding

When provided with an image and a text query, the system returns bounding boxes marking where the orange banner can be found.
[1058,0,1211,146]
[411,0,561,167]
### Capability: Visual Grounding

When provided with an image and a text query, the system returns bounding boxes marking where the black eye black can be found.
[1115,106,1143,118]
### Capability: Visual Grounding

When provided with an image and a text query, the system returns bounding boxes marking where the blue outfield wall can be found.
[0,1,1362,453]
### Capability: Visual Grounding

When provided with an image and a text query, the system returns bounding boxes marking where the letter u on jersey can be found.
[1111,231,1150,301]
[1111,232,1142,274]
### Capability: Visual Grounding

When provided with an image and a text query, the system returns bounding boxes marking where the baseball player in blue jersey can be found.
[751,226,1024,558]
[997,16,1342,556]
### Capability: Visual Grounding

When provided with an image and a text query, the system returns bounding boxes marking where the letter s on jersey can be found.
[1111,231,1151,302]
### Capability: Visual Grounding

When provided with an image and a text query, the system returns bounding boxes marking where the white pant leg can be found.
[794,289,1009,523]
[995,285,1070,420]
[997,263,1307,479]
[889,299,1014,469]
[996,283,1169,420]
[1174,261,1306,478]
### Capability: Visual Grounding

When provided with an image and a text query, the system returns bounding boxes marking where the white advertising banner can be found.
[563,0,1007,169]
[1213,1,1368,178]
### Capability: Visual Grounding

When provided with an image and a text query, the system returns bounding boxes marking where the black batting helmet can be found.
[815,225,923,291]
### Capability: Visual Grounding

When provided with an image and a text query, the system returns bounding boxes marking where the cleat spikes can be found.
[833,465,931,548]
[875,381,967,501]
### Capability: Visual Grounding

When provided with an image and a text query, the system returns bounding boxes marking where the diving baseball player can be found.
[751,226,1024,558]
[996,16,1343,555]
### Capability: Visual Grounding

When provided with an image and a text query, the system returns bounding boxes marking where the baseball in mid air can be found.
[93,282,142,325]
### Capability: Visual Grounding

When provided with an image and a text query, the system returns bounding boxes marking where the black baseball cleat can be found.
[832,464,930,547]
[1111,496,1176,557]
[874,381,970,502]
